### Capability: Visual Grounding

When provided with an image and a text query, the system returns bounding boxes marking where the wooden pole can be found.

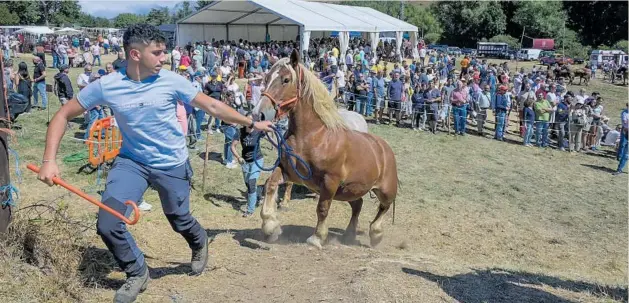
[516,26,525,72]
[0,55,12,233]
[201,127,211,192]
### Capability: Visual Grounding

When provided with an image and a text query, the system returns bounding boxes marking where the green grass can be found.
[1,52,627,302]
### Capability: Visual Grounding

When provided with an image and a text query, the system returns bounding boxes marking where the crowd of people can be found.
[3,31,628,212]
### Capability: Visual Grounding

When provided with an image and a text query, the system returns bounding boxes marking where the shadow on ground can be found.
[403,267,628,303]
[206,225,350,249]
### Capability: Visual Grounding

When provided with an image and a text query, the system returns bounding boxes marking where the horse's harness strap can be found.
[262,66,303,120]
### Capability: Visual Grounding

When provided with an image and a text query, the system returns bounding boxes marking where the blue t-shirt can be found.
[78,68,198,169]
[388,79,403,101]
[374,77,386,98]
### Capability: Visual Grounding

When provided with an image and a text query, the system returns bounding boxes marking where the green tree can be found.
[114,13,146,29]
[613,40,629,53]
[4,1,40,25]
[172,1,193,22]
[196,0,213,11]
[146,7,170,26]
[0,4,19,25]
[488,35,519,49]
[432,1,506,47]
[511,1,566,39]
[564,1,628,48]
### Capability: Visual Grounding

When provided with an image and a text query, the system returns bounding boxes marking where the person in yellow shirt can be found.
[460,56,470,79]
[332,46,339,61]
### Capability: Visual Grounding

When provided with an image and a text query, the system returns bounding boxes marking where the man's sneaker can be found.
[225,161,238,169]
[137,200,153,211]
[191,239,209,275]
[114,266,149,303]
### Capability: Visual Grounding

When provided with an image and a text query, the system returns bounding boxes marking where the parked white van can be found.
[589,50,627,67]
[518,49,542,61]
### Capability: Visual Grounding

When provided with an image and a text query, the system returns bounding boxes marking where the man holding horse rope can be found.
[36,24,273,303]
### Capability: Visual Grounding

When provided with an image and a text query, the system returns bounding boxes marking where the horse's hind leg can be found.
[369,189,395,247]
[279,182,293,209]
[343,198,363,245]
[261,167,283,242]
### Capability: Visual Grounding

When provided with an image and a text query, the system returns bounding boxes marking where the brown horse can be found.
[254,50,399,248]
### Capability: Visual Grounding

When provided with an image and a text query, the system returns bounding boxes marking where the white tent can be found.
[55,27,83,35]
[14,26,54,35]
[177,0,418,62]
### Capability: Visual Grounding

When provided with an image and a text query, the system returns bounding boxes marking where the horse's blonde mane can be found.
[275,58,347,131]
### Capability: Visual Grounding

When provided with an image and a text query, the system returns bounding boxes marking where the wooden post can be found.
[0,55,12,233]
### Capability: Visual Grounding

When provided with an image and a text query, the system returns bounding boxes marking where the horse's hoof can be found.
[306,235,323,249]
[265,225,282,243]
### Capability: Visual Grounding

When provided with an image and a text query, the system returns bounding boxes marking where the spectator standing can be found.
[523,99,536,146]
[388,72,404,126]
[476,84,492,136]
[91,43,101,66]
[613,104,628,175]
[32,56,47,110]
[492,85,510,141]
[15,62,32,113]
[555,95,571,151]
[373,71,386,124]
[230,113,265,217]
[451,80,468,135]
[534,92,553,147]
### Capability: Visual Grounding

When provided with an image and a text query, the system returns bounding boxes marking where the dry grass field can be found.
[0,53,627,303]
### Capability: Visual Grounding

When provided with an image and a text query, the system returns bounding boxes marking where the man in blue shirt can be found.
[387,72,403,126]
[373,71,386,124]
[492,85,510,141]
[613,103,629,175]
[555,95,571,151]
[36,24,273,303]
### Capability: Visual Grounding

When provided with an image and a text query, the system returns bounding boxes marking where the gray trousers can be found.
[477,108,488,134]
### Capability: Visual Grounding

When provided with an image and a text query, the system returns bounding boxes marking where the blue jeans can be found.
[223,125,237,164]
[2,49,8,60]
[355,96,366,115]
[242,157,264,213]
[33,82,48,109]
[617,131,628,172]
[52,53,59,68]
[452,105,467,134]
[93,54,101,66]
[523,122,534,145]
[60,54,68,66]
[194,109,205,139]
[97,157,205,277]
[494,109,507,139]
[535,121,549,147]
[214,117,222,130]
[84,107,105,140]
[366,92,374,116]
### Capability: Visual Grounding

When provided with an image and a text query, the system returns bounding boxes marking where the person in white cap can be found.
[569,98,587,152]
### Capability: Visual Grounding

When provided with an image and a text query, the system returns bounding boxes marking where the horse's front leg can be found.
[261,167,284,242]
[306,178,340,249]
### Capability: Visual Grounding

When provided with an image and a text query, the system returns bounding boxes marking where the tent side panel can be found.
[177,24,205,45]
[204,25,227,42]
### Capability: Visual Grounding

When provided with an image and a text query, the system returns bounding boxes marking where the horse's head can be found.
[254,49,302,122]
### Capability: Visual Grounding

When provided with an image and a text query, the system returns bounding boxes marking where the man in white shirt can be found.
[77,64,92,90]
[335,65,345,102]
[603,124,621,146]
[91,44,101,66]
[171,46,181,71]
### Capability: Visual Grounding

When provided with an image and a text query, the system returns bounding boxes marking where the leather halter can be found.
[261,66,303,120]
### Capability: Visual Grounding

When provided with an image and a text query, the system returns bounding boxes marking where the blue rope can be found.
[253,125,312,180]
[0,183,19,207]
[7,148,22,184]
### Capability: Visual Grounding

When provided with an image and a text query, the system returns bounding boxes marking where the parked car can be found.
[447,46,461,56]
[573,57,585,64]
[540,55,574,66]
[461,48,476,56]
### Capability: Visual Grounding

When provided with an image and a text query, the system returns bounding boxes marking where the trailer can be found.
[476,42,508,58]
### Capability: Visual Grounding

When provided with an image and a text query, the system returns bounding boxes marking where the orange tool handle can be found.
[27,164,140,225]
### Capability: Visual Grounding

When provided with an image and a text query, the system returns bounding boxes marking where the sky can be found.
[78,0,183,19]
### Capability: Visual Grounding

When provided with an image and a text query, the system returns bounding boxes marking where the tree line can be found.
[0,1,626,58]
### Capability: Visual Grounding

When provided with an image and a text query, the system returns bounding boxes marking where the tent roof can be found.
[14,26,53,35]
[178,0,417,33]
